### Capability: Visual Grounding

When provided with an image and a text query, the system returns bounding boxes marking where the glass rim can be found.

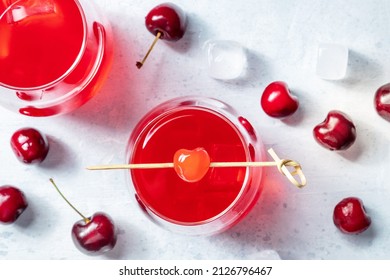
[0,0,88,90]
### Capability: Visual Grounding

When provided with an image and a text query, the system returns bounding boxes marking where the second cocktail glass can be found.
[0,0,113,116]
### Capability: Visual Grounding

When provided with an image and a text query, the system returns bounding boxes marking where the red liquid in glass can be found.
[0,0,84,88]
[131,108,248,224]
[0,0,113,116]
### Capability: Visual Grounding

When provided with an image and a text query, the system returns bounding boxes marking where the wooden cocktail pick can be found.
[87,148,306,188]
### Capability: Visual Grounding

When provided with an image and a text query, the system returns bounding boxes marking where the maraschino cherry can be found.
[50,179,117,255]
[136,2,187,68]
[333,197,371,234]
[0,185,28,224]
[173,148,210,183]
[313,110,356,151]
[10,127,49,164]
[261,81,299,118]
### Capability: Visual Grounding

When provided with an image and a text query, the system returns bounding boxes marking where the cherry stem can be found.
[49,178,90,224]
[136,31,162,69]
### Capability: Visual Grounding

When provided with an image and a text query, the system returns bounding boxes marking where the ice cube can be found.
[316,43,348,80]
[7,0,55,24]
[205,40,247,80]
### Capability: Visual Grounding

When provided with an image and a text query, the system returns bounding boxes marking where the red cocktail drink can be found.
[0,0,113,116]
[127,97,264,235]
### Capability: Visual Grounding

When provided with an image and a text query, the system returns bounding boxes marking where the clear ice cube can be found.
[205,40,247,80]
[7,0,55,24]
[316,43,348,80]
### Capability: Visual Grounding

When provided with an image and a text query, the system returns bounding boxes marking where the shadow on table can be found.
[341,50,383,86]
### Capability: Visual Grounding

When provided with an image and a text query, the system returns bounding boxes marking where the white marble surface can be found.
[1,0,390,260]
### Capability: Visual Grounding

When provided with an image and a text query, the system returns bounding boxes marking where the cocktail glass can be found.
[0,0,113,116]
[126,97,265,235]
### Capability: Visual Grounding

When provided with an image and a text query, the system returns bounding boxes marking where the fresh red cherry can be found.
[145,2,187,41]
[313,110,356,151]
[333,197,371,234]
[0,185,28,224]
[374,83,390,122]
[136,2,187,68]
[173,147,211,183]
[261,81,299,118]
[72,212,117,255]
[50,179,117,255]
[10,127,49,164]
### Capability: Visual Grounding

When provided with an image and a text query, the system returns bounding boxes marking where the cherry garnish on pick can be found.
[49,179,117,255]
[87,149,306,188]
[173,147,211,183]
[170,147,306,186]
[136,2,187,68]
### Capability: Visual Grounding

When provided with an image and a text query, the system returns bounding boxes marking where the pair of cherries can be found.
[261,81,356,151]
[3,128,117,255]
[333,83,390,234]
[262,81,390,150]
[0,185,116,255]
[0,128,48,224]
[0,127,35,224]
